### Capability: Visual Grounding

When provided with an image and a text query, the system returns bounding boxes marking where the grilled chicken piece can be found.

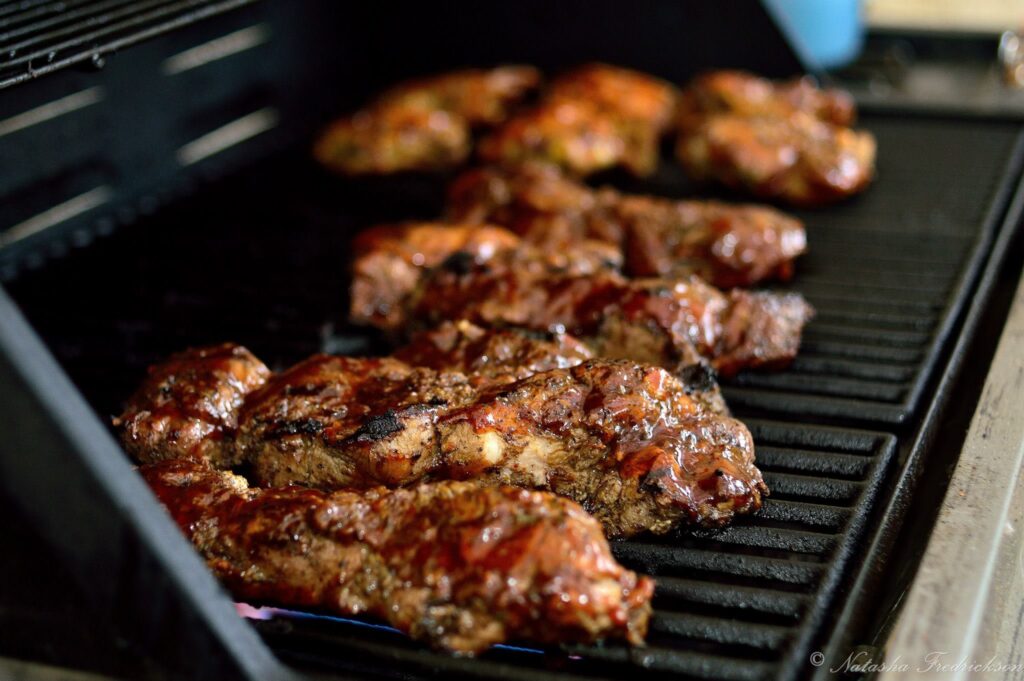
[315,104,471,175]
[315,66,539,175]
[114,344,269,467]
[394,319,595,388]
[394,320,729,416]
[375,66,541,127]
[238,356,765,536]
[677,113,876,207]
[349,222,622,332]
[677,70,856,131]
[401,252,812,377]
[141,458,653,653]
[617,195,806,286]
[478,99,656,177]
[548,63,679,133]
[478,64,678,178]
[446,162,806,287]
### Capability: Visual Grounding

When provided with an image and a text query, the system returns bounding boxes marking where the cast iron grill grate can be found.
[3,111,1023,681]
[0,0,258,89]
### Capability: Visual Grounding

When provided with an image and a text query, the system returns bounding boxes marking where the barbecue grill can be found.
[2,2,1024,680]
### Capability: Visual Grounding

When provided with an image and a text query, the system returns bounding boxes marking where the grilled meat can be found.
[676,71,874,206]
[401,252,812,377]
[445,162,806,287]
[478,98,655,177]
[394,320,729,415]
[141,458,653,653]
[349,222,622,332]
[315,104,471,175]
[548,63,679,133]
[376,66,541,127]
[315,66,539,175]
[394,319,595,388]
[677,70,856,131]
[238,356,764,536]
[678,113,876,207]
[114,344,269,467]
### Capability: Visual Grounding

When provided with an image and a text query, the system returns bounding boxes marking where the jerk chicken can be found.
[479,64,678,177]
[141,458,654,653]
[676,70,876,206]
[446,162,807,287]
[315,66,540,175]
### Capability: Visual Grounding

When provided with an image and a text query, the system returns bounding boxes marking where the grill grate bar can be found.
[0,0,142,45]
[654,577,809,618]
[650,613,791,650]
[0,0,258,88]
[730,373,906,402]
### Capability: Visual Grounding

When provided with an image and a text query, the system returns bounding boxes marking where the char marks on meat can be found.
[237,355,764,537]
[141,459,653,653]
[114,343,269,467]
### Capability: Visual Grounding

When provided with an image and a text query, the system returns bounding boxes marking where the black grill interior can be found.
[0,0,259,89]
[5,111,1023,681]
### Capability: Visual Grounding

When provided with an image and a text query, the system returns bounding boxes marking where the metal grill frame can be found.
[2,3,1024,681]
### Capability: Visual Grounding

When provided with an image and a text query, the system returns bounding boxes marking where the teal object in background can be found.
[763,0,865,70]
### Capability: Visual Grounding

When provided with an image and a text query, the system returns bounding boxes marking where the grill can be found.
[2,3,1024,680]
[0,0,259,89]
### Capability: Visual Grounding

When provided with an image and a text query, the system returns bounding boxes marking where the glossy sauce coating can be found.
[445,162,807,287]
[114,343,269,466]
[140,459,653,653]
[408,254,812,377]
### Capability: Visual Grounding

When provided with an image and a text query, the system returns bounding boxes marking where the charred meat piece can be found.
[617,195,806,286]
[376,66,541,127]
[238,356,764,536]
[314,104,471,175]
[350,222,520,331]
[394,319,595,388]
[548,63,679,133]
[404,253,812,377]
[114,344,269,467]
[237,355,478,490]
[350,222,622,332]
[478,98,658,177]
[315,66,539,175]
[445,162,806,287]
[678,70,856,131]
[677,113,876,207]
[395,320,729,416]
[141,459,653,653]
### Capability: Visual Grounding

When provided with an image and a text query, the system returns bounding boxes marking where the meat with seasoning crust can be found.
[676,71,875,206]
[315,66,539,175]
[113,343,269,467]
[399,251,812,377]
[445,162,806,287]
[140,458,653,653]
[349,222,622,333]
[394,320,729,415]
[237,356,765,537]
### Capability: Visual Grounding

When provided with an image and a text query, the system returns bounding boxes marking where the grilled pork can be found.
[401,251,812,377]
[676,71,875,206]
[315,66,540,175]
[114,344,269,467]
[349,222,621,333]
[394,320,729,415]
[445,162,807,287]
[141,458,653,653]
[237,356,764,537]
[479,64,678,177]
[677,70,856,131]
